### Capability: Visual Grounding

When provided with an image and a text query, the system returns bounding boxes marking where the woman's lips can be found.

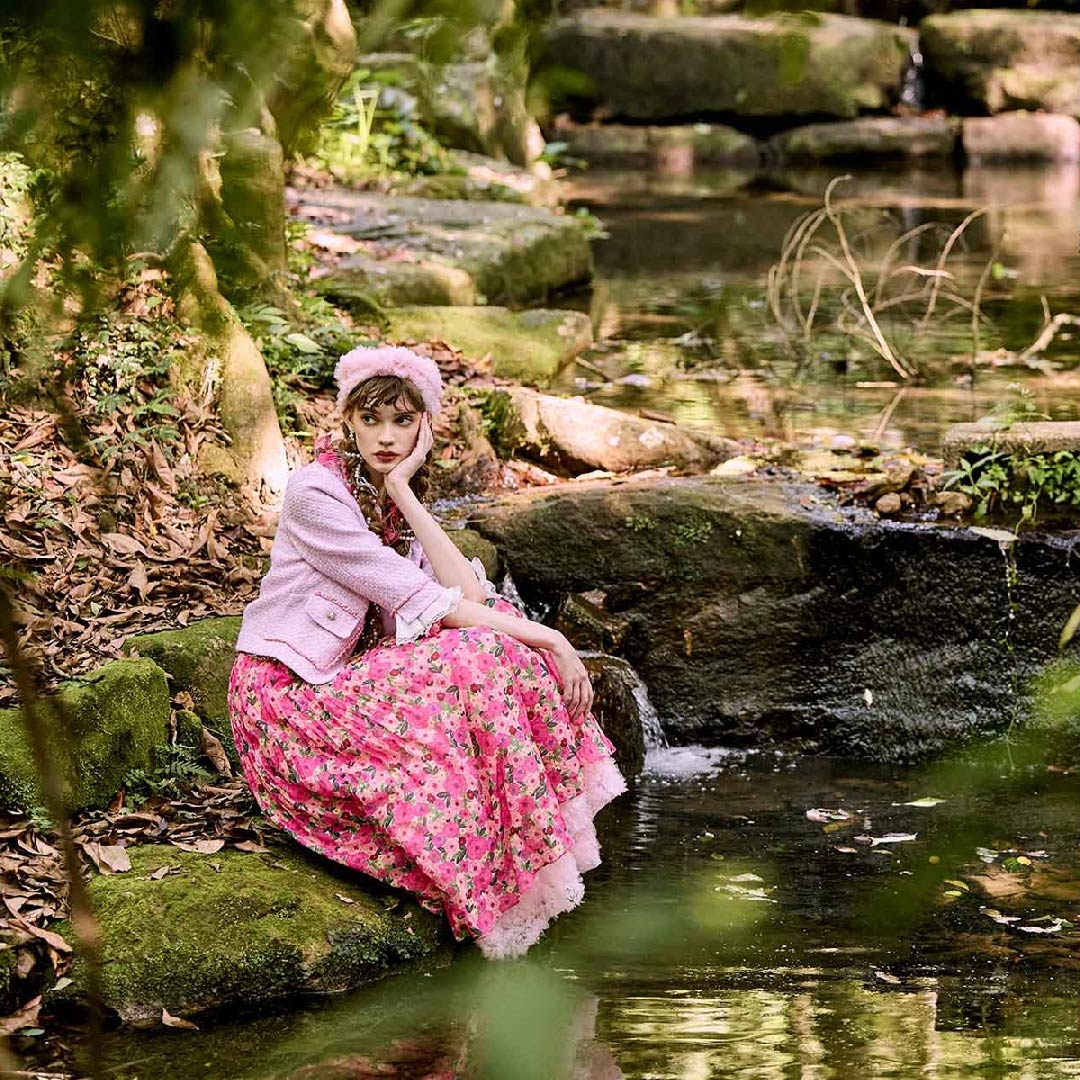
[375,452,398,461]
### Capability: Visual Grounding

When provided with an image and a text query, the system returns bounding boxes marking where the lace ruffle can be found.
[476,755,627,960]
[395,586,462,645]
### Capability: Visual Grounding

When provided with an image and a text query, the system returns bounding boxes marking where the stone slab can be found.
[543,12,916,121]
[771,116,959,162]
[962,113,1080,164]
[560,123,760,167]
[943,421,1080,466]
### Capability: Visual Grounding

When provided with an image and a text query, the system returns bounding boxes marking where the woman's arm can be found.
[388,482,487,603]
[385,417,486,603]
[440,599,594,720]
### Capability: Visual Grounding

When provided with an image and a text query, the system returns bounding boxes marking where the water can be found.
[99,751,1080,1078]
[558,163,1080,454]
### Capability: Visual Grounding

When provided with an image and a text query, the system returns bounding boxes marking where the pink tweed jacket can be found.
[236,461,461,684]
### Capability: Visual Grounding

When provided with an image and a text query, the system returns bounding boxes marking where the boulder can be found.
[386,306,592,384]
[310,193,593,307]
[943,420,1080,465]
[770,116,959,162]
[582,654,647,778]
[124,618,243,726]
[449,528,501,581]
[542,12,916,121]
[63,844,444,1023]
[470,475,1080,761]
[0,659,169,812]
[962,113,1080,163]
[921,11,1080,118]
[560,123,760,168]
[484,387,732,474]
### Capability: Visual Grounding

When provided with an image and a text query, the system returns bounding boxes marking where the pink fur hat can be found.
[334,345,443,418]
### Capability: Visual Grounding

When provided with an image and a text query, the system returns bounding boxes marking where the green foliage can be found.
[123,742,211,802]
[238,290,362,436]
[306,67,454,182]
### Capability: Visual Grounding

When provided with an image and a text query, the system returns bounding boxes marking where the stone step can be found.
[944,421,1080,467]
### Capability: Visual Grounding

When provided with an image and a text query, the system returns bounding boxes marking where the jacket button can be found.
[326,610,336,620]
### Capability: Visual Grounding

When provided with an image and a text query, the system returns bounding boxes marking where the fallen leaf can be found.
[335,893,356,905]
[232,841,270,854]
[162,1008,199,1030]
[873,970,902,984]
[200,727,233,778]
[170,839,225,854]
[895,798,946,808]
[806,808,852,823]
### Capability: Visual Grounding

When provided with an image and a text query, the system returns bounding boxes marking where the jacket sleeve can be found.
[283,469,460,625]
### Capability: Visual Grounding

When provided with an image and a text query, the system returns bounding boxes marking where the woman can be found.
[228,345,626,958]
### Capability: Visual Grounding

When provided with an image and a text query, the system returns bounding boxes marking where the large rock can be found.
[0,659,169,811]
[582,654,647,778]
[125,618,243,726]
[561,123,760,167]
[962,113,1080,163]
[543,12,916,121]
[386,306,592,384]
[770,116,959,162]
[485,387,732,475]
[470,476,1080,761]
[922,11,1080,118]
[310,192,593,307]
[64,844,444,1023]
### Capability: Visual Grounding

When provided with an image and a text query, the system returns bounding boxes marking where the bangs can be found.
[346,375,424,414]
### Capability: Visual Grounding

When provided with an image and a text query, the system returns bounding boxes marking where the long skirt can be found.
[226,603,626,958]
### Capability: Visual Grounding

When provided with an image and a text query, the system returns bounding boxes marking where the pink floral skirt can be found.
[227,602,626,958]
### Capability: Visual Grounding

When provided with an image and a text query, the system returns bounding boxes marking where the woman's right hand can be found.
[550,635,594,720]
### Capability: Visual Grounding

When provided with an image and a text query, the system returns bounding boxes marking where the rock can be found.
[556,593,632,653]
[943,421,1080,466]
[582,655,647,779]
[390,306,592,385]
[542,12,916,121]
[268,0,357,155]
[0,659,170,812]
[484,387,730,474]
[470,476,1080,761]
[922,11,1080,118]
[560,123,760,167]
[933,490,973,516]
[125,618,242,727]
[448,528,501,581]
[62,844,444,1023]
[874,492,902,515]
[770,116,959,163]
[395,151,560,207]
[310,193,593,308]
[962,113,1080,164]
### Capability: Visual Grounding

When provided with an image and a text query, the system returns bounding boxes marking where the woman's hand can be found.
[385,414,433,494]
[550,635,594,720]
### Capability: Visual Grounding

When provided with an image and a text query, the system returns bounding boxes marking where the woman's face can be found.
[346,397,422,479]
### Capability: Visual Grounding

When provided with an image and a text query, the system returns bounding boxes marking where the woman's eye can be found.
[359,415,377,425]
[395,415,416,425]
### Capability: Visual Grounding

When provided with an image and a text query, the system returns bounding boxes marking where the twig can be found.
[822,176,914,380]
[871,387,909,443]
[918,207,988,331]
[874,221,942,305]
[1018,311,1080,361]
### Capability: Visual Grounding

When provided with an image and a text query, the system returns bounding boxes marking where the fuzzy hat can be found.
[334,345,443,418]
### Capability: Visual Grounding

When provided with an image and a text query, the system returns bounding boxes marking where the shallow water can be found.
[557,163,1080,453]
[100,748,1080,1079]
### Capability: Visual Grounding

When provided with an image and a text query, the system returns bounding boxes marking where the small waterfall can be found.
[631,672,668,752]
[899,39,926,113]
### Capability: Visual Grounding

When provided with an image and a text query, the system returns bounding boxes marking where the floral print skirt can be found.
[226,601,626,958]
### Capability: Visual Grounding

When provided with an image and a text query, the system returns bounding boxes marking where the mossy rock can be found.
[582,654,646,779]
[449,528,501,582]
[61,844,446,1023]
[386,306,592,385]
[0,659,170,812]
[125,617,241,725]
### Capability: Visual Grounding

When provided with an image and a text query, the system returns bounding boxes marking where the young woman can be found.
[228,345,626,958]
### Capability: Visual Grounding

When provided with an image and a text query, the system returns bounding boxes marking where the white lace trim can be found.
[395,586,462,645]
[477,756,627,960]
[469,556,500,601]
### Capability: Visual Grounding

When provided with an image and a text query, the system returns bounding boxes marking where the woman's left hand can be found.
[550,635,594,720]
[386,414,433,493]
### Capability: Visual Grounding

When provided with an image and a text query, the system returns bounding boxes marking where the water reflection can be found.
[564,163,1080,450]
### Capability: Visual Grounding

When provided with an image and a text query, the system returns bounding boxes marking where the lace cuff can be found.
[395,586,462,645]
[470,556,500,601]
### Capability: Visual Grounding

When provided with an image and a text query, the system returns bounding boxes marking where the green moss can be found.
[0,658,169,812]
[125,617,241,725]
[62,844,445,1021]
[448,529,500,581]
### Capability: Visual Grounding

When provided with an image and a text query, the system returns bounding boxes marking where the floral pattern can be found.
[227,598,625,947]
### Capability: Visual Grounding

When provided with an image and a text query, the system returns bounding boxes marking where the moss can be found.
[62,844,445,1021]
[448,528,500,581]
[0,658,170,812]
[386,306,592,385]
[125,617,241,725]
